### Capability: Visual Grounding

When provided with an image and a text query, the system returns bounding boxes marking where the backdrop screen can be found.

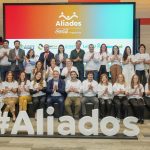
[4,3,134,56]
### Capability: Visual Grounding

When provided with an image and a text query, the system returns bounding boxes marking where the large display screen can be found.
[3,3,135,56]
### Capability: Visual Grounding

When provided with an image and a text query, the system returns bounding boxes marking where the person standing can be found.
[39,44,54,70]
[8,40,25,80]
[0,40,11,81]
[70,40,85,81]
[84,44,99,81]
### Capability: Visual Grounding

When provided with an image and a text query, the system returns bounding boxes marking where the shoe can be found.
[140,120,144,124]
[137,119,141,123]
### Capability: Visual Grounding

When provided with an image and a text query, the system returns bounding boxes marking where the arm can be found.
[57,80,65,94]
[18,50,25,63]
[8,50,16,63]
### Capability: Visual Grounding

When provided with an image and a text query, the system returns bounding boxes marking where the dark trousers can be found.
[144,96,150,110]
[26,73,31,80]
[129,98,145,120]
[0,65,10,81]
[32,96,46,113]
[13,66,22,81]
[98,65,109,82]
[113,96,129,119]
[47,96,64,116]
[136,70,146,86]
[78,70,84,81]
[99,98,112,117]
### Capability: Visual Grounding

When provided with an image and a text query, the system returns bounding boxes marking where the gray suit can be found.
[8,48,25,71]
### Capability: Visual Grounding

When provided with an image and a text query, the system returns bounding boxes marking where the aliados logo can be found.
[56,12,82,27]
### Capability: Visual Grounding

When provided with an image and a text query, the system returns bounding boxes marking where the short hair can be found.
[139,44,146,52]
[3,40,9,44]
[14,40,20,45]
[87,71,94,76]
[76,40,82,44]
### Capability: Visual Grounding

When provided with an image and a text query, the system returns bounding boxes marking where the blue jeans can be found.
[47,96,64,116]
[0,65,10,81]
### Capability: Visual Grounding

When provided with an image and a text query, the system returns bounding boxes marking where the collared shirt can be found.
[15,48,19,65]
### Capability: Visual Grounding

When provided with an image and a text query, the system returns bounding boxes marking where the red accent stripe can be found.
[68,0,120,2]
[140,18,150,25]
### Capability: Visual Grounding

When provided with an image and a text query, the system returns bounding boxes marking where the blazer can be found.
[39,51,54,68]
[55,53,68,68]
[8,48,25,71]
[46,78,65,96]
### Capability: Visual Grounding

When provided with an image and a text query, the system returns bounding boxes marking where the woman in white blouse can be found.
[3,71,18,122]
[128,74,145,124]
[18,71,31,111]
[110,45,122,84]
[98,74,113,117]
[24,49,37,80]
[135,44,150,86]
[0,80,4,113]
[113,74,128,119]
[45,58,60,82]
[30,71,46,119]
[122,46,135,86]
[144,75,150,109]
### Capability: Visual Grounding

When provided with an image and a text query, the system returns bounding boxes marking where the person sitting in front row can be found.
[81,71,98,116]
[46,69,65,117]
[65,70,81,119]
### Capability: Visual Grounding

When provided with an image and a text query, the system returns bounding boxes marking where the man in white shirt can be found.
[0,40,11,81]
[81,71,99,116]
[65,70,81,119]
[84,44,99,81]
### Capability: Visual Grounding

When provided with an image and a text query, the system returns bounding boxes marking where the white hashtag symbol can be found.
[0,111,10,134]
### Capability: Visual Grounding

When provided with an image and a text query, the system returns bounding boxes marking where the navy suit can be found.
[46,79,65,116]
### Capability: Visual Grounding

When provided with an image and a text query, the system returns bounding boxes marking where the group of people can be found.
[0,39,150,124]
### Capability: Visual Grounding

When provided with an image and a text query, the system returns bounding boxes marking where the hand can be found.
[44,53,49,59]
[104,88,108,94]
[88,84,93,90]
[15,56,20,60]
[90,54,94,60]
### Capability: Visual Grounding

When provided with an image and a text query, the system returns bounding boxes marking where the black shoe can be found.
[137,119,141,123]
[140,120,144,124]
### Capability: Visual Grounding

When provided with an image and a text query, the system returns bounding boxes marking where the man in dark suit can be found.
[46,69,65,117]
[8,40,25,80]
[39,44,54,69]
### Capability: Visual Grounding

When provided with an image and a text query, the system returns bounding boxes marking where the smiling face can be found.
[89,44,94,53]
[101,75,108,84]
[118,74,124,83]
[36,61,42,70]
[44,44,49,52]
[7,72,13,82]
[20,72,26,81]
[35,72,42,80]
[70,71,77,80]
[87,73,93,81]
[139,45,145,54]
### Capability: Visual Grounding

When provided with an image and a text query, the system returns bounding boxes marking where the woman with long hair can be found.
[128,74,145,124]
[55,44,68,72]
[144,75,150,109]
[110,45,122,84]
[122,46,135,86]
[24,49,37,80]
[18,71,32,111]
[2,71,18,122]
[98,74,113,117]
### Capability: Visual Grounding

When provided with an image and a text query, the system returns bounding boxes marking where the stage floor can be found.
[0,119,150,150]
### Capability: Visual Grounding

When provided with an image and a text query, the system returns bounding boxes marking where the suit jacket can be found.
[8,48,25,71]
[55,53,68,68]
[39,51,54,68]
[46,78,65,96]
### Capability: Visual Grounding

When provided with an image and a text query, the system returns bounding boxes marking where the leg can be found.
[90,97,99,109]
[79,70,84,81]
[113,96,121,118]
[144,96,150,109]
[47,96,53,108]
[81,97,88,116]
[99,98,106,117]
[65,97,73,116]
[106,99,112,116]
[32,97,40,113]
[122,97,129,118]
[74,97,81,117]
[39,96,46,110]
[93,70,98,81]
[138,98,145,122]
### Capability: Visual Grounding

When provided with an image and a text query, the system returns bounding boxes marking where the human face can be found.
[113,47,118,55]
[76,41,81,49]
[126,47,131,55]
[70,72,77,80]
[20,72,26,81]
[14,42,20,49]
[44,44,49,52]
[101,44,107,53]
[7,73,13,82]
[139,46,145,54]
[59,46,64,53]
[66,59,72,67]
[36,62,42,69]
[89,45,94,53]
[133,75,139,84]
[102,75,108,84]
[53,71,59,79]
[118,74,124,83]
[29,50,34,57]
[51,59,56,66]
[35,72,42,80]
[3,42,9,49]
[87,73,93,81]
